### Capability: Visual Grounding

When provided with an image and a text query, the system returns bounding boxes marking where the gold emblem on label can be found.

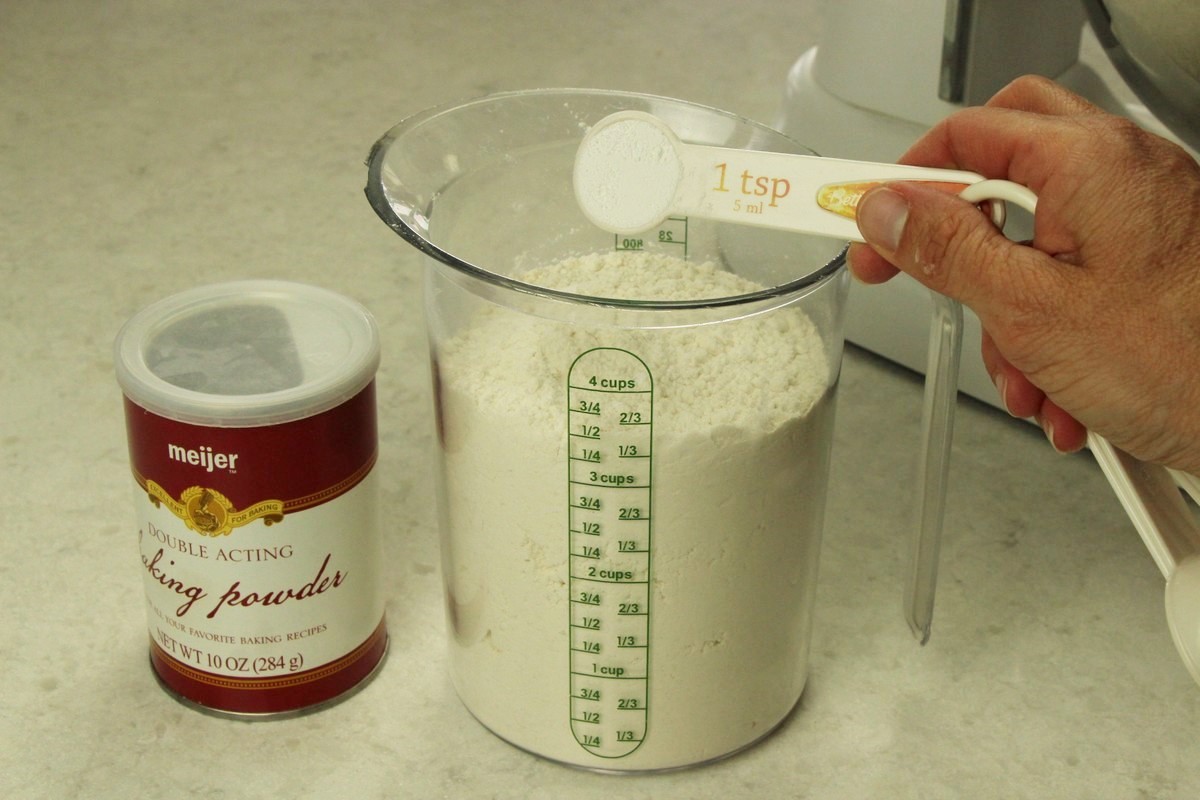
[145,482,285,537]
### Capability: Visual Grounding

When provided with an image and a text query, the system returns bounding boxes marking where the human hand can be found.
[848,75,1200,474]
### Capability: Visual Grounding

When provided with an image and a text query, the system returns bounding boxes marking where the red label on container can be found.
[124,383,378,522]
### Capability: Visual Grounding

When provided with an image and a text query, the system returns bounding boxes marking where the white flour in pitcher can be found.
[434,250,837,770]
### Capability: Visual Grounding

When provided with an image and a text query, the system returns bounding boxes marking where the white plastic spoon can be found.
[1089,436,1200,685]
[572,110,1029,240]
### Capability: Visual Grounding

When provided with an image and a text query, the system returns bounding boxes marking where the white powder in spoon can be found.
[433,250,835,771]
[573,115,683,234]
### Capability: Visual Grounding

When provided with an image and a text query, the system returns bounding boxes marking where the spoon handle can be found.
[672,143,990,241]
[1089,435,1200,578]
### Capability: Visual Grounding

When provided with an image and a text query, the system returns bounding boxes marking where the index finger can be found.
[984,75,1105,116]
[897,79,1102,190]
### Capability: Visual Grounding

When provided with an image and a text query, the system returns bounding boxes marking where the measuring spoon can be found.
[574,110,1033,645]
[572,110,1035,240]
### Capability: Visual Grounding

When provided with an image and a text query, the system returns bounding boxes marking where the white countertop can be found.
[2,2,1197,798]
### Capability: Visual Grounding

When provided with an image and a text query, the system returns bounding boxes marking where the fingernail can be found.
[1044,419,1068,454]
[857,187,908,253]
[993,373,1014,416]
[845,244,867,283]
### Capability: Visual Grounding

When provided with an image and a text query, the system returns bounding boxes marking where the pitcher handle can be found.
[907,180,1038,643]
[907,292,964,643]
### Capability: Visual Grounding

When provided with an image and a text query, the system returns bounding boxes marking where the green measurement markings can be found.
[566,348,653,760]
[612,216,688,259]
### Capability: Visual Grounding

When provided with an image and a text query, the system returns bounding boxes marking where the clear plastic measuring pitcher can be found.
[365,89,955,772]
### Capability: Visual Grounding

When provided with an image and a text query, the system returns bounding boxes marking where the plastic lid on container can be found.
[115,280,380,427]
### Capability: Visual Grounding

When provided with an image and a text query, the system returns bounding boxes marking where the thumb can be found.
[855,182,1026,308]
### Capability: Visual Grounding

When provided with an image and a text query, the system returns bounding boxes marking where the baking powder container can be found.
[115,280,386,717]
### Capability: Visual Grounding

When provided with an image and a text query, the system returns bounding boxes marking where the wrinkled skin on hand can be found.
[848,76,1200,474]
